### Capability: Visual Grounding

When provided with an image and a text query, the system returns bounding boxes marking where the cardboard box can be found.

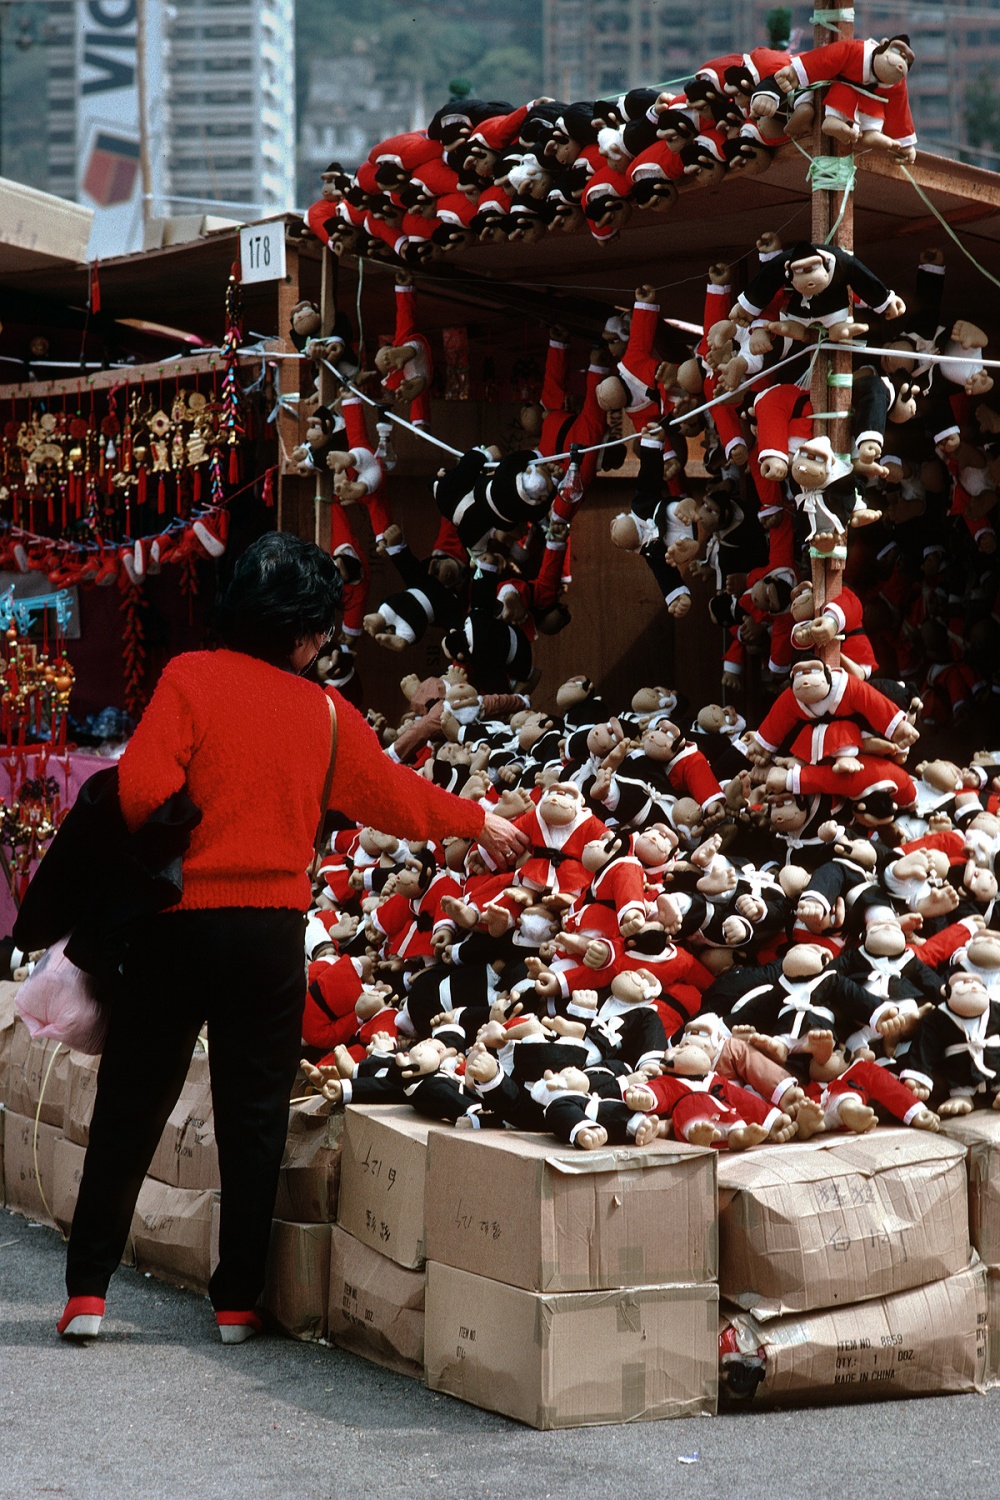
[940,1113,1000,1267]
[5,1021,71,1127]
[275,1096,344,1223]
[988,1266,1000,1389]
[720,1262,989,1407]
[263,1220,333,1342]
[328,1223,426,1378]
[337,1106,441,1269]
[0,982,20,1105]
[51,1134,87,1236]
[131,1178,219,1293]
[63,1050,101,1146]
[148,1051,219,1190]
[3,1110,61,1226]
[424,1261,718,1429]
[424,1131,717,1293]
[0,1105,6,1208]
[718,1130,971,1317]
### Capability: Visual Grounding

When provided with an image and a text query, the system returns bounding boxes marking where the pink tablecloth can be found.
[0,750,115,943]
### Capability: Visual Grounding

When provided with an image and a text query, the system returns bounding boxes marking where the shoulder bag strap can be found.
[314,695,340,860]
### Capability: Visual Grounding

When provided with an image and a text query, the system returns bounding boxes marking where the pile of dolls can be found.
[304,36,917,257]
[288,224,1000,739]
[299,654,1000,1154]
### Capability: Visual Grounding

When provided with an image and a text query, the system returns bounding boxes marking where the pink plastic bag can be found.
[15,936,109,1055]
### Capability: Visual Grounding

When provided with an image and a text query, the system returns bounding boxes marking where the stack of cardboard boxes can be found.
[717,1131,989,1404]
[332,1105,719,1427]
[939,1114,1000,1387]
[0,988,343,1333]
[2,973,996,1424]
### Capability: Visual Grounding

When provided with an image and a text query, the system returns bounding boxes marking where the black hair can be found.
[214,531,343,665]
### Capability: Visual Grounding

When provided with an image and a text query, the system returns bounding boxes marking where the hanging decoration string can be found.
[899,164,1000,293]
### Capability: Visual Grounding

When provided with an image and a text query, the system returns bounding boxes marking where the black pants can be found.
[66,907,306,1312]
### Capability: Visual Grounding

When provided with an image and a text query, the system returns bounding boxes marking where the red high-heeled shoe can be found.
[215,1310,263,1345]
[57,1296,105,1339]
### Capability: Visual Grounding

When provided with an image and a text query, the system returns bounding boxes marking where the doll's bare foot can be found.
[877,1003,932,1042]
[624,1084,658,1112]
[631,1115,659,1147]
[574,1125,609,1150]
[465,1041,499,1084]
[910,1106,940,1131]
[483,903,512,938]
[475,1020,508,1049]
[728,1123,770,1150]
[938,1096,973,1117]
[805,1029,836,1068]
[547,1014,587,1039]
[687,1120,724,1148]
[837,1097,877,1133]
[732,1026,790,1065]
[655,893,683,934]
[332,1045,357,1079]
[768,1111,796,1143]
[440,895,479,930]
[790,1096,826,1139]
[429,1009,458,1031]
[850,506,882,527]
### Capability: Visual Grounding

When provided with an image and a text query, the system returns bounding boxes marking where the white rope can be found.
[321,360,467,459]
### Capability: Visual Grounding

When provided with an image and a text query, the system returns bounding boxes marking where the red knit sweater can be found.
[117,649,487,912]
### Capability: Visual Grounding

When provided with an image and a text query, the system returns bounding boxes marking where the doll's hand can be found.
[465,1041,499,1085]
[367,1031,397,1054]
[583,939,613,970]
[877,1003,932,1042]
[624,1083,658,1111]
[569,987,599,1013]
[882,293,906,321]
[620,909,647,938]
[634,284,657,305]
[902,1078,931,1101]
[736,894,766,923]
[300,1060,345,1105]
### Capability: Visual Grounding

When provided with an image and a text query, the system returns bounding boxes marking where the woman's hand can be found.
[478,811,531,868]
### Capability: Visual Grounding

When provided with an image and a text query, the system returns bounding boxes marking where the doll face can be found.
[966,866,998,903]
[291,301,321,336]
[399,1038,454,1075]
[543,1066,591,1093]
[791,661,830,705]
[946,973,989,1018]
[864,918,906,958]
[642,722,680,760]
[966,932,1000,970]
[662,1040,715,1076]
[769,796,807,834]
[749,576,786,614]
[612,968,659,1005]
[394,860,429,898]
[635,824,677,865]
[872,40,913,86]
[587,720,620,757]
[782,943,830,979]
[539,784,583,826]
[788,253,833,298]
[697,495,724,531]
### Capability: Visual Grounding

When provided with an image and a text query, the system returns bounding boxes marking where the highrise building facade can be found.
[44,0,297,221]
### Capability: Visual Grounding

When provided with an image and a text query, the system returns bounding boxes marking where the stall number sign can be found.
[239,222,286,284]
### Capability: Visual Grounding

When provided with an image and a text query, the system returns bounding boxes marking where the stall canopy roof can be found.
[0,176,93,276]
[2,147,999,350]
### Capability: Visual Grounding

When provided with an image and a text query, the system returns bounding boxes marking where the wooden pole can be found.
[314,247,337,553]
[808,8,854,660]
[136,0,152,226]
[275,235,302,535]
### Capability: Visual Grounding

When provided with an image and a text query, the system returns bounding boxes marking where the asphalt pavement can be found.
[4,1206,999,1500]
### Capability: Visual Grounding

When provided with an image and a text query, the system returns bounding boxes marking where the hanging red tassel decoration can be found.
[119,576,148,721]
[46,489,54,524]
[192,467,202,505]
[261,466,274,508]
[157,475,166,515]
[228,446,239,484]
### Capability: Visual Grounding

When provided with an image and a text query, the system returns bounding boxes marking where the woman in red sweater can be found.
[58,531,527,1342]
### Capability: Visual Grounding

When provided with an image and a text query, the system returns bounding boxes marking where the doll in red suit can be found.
[326,395,394,545]
[781,36,917,161]
[625,1039,796,1148]
[374,273,433,429]
[805,1036,940,1133]
[749,659,918,772]
[789,581,878,678]
[595,284,668,430]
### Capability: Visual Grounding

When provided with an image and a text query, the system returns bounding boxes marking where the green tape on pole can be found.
[828,372,854,386]
[811,7,855,30]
